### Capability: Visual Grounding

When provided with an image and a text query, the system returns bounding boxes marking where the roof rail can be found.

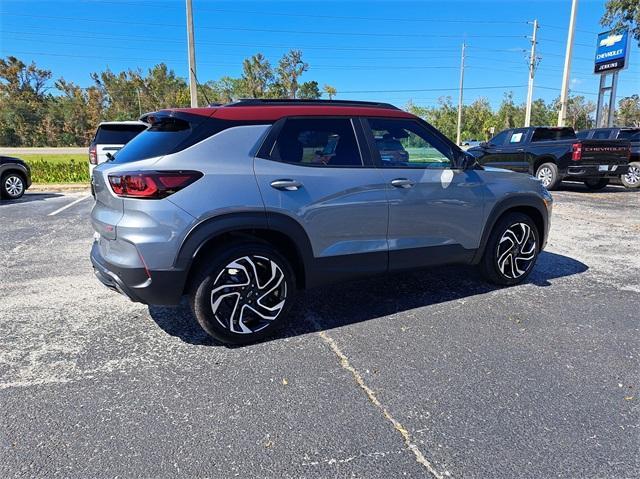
[224,98,400,110]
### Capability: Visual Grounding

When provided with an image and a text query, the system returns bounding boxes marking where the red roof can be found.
[162,105,415,121]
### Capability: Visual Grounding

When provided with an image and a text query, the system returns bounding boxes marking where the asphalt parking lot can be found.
[1,185,638,478]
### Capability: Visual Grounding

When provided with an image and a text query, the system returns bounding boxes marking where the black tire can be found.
[480,212,540,286]
[620,162,640,189]
[1,171,26,199]
[584,178,609,190]
[535,162,561,190]
[189,241,295,345]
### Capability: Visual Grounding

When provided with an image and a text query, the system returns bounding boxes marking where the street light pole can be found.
[456,41,466,146]
[524,19,538,127]
[557,0,578,126]
[186,0,198,108]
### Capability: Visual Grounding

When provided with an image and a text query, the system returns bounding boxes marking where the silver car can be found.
[90,99,552,344]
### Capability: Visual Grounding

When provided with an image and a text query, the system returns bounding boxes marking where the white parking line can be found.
[47,195,91,216]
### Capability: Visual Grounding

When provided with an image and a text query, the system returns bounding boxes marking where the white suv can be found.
[88,121,147,176]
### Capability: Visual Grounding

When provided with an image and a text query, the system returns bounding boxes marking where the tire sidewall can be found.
[482,212,540,286]
[1,172,25,199]
[190,242,295,345]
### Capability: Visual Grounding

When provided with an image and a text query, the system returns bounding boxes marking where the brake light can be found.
[89,145,97,165]
[571,143,582,161]
[108,171,203,199]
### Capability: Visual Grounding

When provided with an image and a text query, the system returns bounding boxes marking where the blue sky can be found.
[1,0,638,109]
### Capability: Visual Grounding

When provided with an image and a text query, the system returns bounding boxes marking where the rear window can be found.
[111,114,268,164]
[576,130,589,139]
[531,128,576,142]
[95,124,147,144]
[618,130,640,141]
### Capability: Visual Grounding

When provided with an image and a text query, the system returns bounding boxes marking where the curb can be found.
[30,183,90,193]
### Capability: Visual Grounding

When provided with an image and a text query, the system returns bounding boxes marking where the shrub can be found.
[29,159,89,183]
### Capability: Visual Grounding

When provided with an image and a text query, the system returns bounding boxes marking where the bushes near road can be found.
[21,154,89,183]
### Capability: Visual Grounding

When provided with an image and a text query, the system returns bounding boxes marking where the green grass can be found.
[20,154,90,183]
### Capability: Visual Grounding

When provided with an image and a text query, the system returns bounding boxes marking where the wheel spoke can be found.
[497,222,537,279]
[210,254,288,335]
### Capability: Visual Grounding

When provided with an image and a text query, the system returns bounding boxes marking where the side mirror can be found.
[479,141,489,148]
[459,153,478,170]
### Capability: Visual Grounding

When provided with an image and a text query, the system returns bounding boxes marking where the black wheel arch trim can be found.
[0,163,31,188]
[472,194,549,264]
[174,210,316,286]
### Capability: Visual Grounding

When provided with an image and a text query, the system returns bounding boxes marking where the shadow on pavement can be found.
[148,251,588,347]
[557,182,635,194]
[0,193,64,205]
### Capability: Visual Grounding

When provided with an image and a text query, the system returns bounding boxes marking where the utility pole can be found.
[557,0,578,126]
[524,19,538,127]
[456,41,465,146]
[186,0,198,107]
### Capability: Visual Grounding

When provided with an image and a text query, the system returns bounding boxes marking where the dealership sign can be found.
[594,29,630,74]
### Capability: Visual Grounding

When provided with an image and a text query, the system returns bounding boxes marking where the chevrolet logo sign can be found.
[600,34,623,47]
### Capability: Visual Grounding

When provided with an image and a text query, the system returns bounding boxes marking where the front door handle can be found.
[390,178,415,188]
[270,179,302,191]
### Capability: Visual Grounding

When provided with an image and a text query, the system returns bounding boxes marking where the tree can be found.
[276,50,308,99]
[617,94,640,126]
[0,56,53,146]
[297,81,321,99]
[241,53,273,98]
[495,92,524,130]
[323,84,337,100]
[462,98,494,140]
[601,0,640,45]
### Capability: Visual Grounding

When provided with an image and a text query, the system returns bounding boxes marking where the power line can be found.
[340,85,528,94]
[78,0,531,25]
[0,12,527,39]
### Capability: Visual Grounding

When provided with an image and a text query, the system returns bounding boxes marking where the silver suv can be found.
[90,99,553,344]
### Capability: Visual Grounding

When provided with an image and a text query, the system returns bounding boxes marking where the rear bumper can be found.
[564,164,629,179]
[90,242,187,305]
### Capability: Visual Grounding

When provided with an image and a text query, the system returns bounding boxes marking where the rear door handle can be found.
[270,179,302,191]
[390,178,415,188]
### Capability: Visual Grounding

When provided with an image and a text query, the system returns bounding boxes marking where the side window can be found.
[592,129,613,140]
[576,130,589,139]
[366,118,452,169]
[489,130,509,146]
[508,129,527,144]
[271,118,362,166]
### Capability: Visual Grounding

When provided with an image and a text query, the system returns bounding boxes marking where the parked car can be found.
[90,99,552,345]
[461,139,482,148]
[577,127,640,189]
[467,126,631,190]
[0,156,31,200]
[89,121,147,176]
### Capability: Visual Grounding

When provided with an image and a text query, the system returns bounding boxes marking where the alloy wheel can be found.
[210,255,287,334]
[496,223,537,279]
[624,165,640,186]
[5,175,24,197]
[536,167,553,188]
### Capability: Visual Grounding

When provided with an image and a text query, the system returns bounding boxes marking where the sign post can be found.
[594,29,630,127]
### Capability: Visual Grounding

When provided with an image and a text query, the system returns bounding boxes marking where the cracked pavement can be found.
[1,184,638,478]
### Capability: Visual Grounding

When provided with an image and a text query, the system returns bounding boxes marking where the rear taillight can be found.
[571,143,582,161]
[89,145,97,165]
[108,171,203,199]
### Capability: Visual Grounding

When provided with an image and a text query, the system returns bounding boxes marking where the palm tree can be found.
[323,84,337,100]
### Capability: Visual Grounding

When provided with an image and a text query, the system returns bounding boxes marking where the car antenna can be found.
[190,67,212,106]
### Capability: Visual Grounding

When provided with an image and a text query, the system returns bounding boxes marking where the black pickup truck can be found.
[467,126,630,190]
[577,127,639,189]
